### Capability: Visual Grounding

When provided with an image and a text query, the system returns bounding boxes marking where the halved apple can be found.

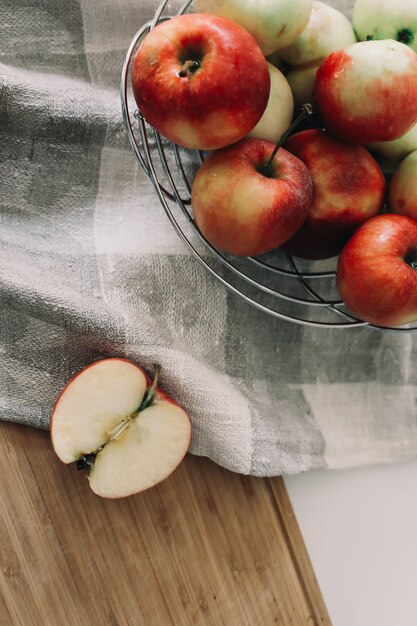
[50,359,191,498]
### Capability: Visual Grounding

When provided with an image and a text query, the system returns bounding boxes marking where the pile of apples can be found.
[49,1,417,498]
[131,0,417,329]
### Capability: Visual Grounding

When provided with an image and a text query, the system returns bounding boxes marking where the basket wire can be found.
[120,0,417,333]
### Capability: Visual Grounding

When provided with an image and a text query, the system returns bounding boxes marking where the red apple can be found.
[282,129,385,259]
[131,13,270,150]
[51,359,191,498]
[315,40,417,143]
[191,137,313,257]
[337,214,417,327]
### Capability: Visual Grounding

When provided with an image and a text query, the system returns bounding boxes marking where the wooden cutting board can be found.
[0,422,330,625]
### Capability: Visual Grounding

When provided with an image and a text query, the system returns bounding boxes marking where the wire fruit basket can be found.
[121,0,417,333]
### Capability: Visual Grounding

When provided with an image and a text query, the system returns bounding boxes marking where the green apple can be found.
[249,63,294,143]
[193,0,313,55]
[353,0,417,53]
[368,123,417,161]
[280,1,356,67]
[388,150,417,221]
[280,1,356,111]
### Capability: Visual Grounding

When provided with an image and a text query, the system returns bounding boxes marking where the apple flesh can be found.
[337,214,417,327]
[194,0,313,55]
[388,150,417,221]
[249,63,294,144]
[191,137,313,257]
[131,13,270,150]
[280,1,356,67]
[315,40,417,143]
[282,129,385,259]
[51,359,191,498]
[353,0,417,53]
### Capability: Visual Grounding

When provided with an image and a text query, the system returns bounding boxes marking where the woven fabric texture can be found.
[1,0,416,475]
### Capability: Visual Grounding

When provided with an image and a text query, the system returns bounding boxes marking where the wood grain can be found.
[0,422,331,626]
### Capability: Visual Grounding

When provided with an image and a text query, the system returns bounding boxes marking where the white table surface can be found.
[285,460,417,626]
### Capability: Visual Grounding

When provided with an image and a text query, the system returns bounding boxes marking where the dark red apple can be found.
[337,214,417,327]
[283,129,385,259]
[191,137,313,257]
[131,13,270,150]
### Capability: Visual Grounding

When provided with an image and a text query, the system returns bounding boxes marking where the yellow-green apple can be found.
[315,40,417,143]
[282,129,385,259]
[193,0,312,55]
[191,137,313,257]
[280,1,356,110]
[337,214,417,327]
[131,13,270,150]
[286,65,317,110]
[353,0,417,53]
[280,1,356,67]
[368,122,417,162]
[388,150,417,220]
[249,63,294,143]
[51,359,191,498]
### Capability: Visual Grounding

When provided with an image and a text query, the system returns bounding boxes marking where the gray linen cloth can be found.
[1,0,417,476]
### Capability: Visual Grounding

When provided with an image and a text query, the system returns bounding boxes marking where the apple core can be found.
[75,365,161,471]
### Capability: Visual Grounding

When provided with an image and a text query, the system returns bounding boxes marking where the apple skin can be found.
[282,129,385,259]
[280,0,356,67]
[315,40,417,143]
[191,138,313,257]
[337,214,417,327]
[353,0,417,54]
[194,0,312,55]
[388,150,417,221]
[131,13,270,150]
[249,63,294,144]
[368,122,417,162]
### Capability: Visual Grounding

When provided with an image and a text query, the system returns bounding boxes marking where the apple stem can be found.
[262,103,313,173]
[138,364,161,412]
[178,60,200,78]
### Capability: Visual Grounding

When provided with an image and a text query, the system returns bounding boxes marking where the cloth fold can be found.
[2,0,417,476]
